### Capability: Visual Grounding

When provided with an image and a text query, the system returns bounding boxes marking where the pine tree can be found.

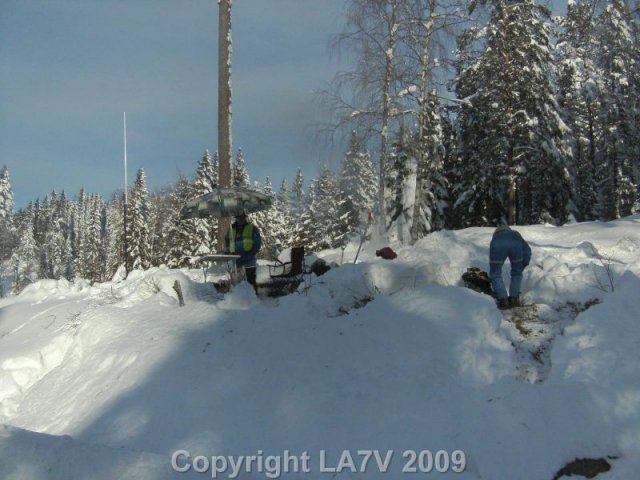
[337,131,378,244]
[290,168,305,242]
[165,176,209,268]
[297,167,340,251]
[272,178,294,253]
[42,191,69,280]
[251,178,278,258]
[440,110,460,229]
[386,124,417,242]
[555,0,602,221]
[0,165,15,260]
[211,150,220,187]
[10,206,38,293]
[126,169,151,270]
[411,91,449,238]
[455,0,572,225]
[593,0,638,219]
[194,150,217,194]
[0,165,14,221]
[291,168,305,215]
[191,150,218,255]
[106,192,125,278]
[232,148,250,188]
[76,195,104,281]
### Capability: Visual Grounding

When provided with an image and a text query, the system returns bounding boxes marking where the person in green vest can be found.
[224,211,262,290]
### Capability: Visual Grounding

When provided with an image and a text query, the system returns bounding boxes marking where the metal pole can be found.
[123,112,129,274]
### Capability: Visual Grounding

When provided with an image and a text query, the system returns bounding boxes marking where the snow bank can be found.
[98,266,209,308]
[0,424,200,480]
[0,215,639,479]
[18,278,94,302]
[551,271,640,477]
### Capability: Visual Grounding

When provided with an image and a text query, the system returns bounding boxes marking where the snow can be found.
[1,215,639,479]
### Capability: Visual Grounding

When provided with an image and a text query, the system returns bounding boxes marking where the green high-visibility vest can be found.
[228,224,254,253]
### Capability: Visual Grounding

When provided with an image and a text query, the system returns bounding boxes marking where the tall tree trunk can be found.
[411,1,437,243]
[217,0,233,251]
[379,2,397,234]
[499,2,517,225]
[507,144,517,225]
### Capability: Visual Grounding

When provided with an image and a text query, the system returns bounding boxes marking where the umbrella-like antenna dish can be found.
[181,187,272,220]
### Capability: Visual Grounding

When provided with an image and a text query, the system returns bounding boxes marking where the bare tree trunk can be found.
[378,1,398,234]
[217,0,233,251]
[410,0,437,244]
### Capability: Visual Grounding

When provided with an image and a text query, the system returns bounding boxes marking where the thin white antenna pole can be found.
[123,112,128,204]
[123,112,129,274]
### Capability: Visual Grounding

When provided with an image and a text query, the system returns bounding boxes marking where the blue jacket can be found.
[224,222,262,268]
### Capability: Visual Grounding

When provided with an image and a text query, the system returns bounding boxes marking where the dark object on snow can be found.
[552,457,612,480]
[257,246,307,298]
[180,187,272,219]
[309,258,331,276]
[173,280,185,307]
[375,247,397,260]
[496,298,509,310]
[462,267,493,296]
[269,246,306,278]
[508,296,521,308]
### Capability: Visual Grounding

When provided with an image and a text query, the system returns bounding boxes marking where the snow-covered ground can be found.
[1,216,639,479]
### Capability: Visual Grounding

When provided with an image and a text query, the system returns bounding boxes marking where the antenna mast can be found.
[123,112,129,274]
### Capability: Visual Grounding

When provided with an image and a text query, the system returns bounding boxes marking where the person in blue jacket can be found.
[224,211,262,290]
[489,225,532,309]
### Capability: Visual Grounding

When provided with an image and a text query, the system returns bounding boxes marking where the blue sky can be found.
[0,0,346,208]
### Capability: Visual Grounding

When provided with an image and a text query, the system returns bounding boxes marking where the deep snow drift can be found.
[1,216,639,479]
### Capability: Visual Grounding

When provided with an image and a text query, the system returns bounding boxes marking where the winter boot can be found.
[497,298,510,310]
[508,296,521,308]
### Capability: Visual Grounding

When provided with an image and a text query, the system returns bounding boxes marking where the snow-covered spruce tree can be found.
[194,149,217,193]
[326,0,406,233]
[555,0,603,221]
[386,124,418,243]
[40,191,72,280]
[255,176,295,258]
[165,176,209,268]
[296,166,341,251]
[410,90,449,238]
[0,165,16,261]
[0,165,13,221]
[440,109,461,229]
[593,0,639,219]
[232,148,250,188]
[291,168,305,215]
[56,190,74,280]
[75,194,105,282]
[211,150,220,186]
[249,179,276,259]
[36,192,55,279]
[336,131,378,245]
[289,168,305,242]
[192,150,219,254]
[273,178,294,252]
[125,169,152,271]
[455,0,572,226]
[105,191,125,278]
[392,0,462,241]
[10,205,39,293]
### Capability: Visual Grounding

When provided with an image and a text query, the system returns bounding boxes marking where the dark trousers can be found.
[244,266,257,291]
